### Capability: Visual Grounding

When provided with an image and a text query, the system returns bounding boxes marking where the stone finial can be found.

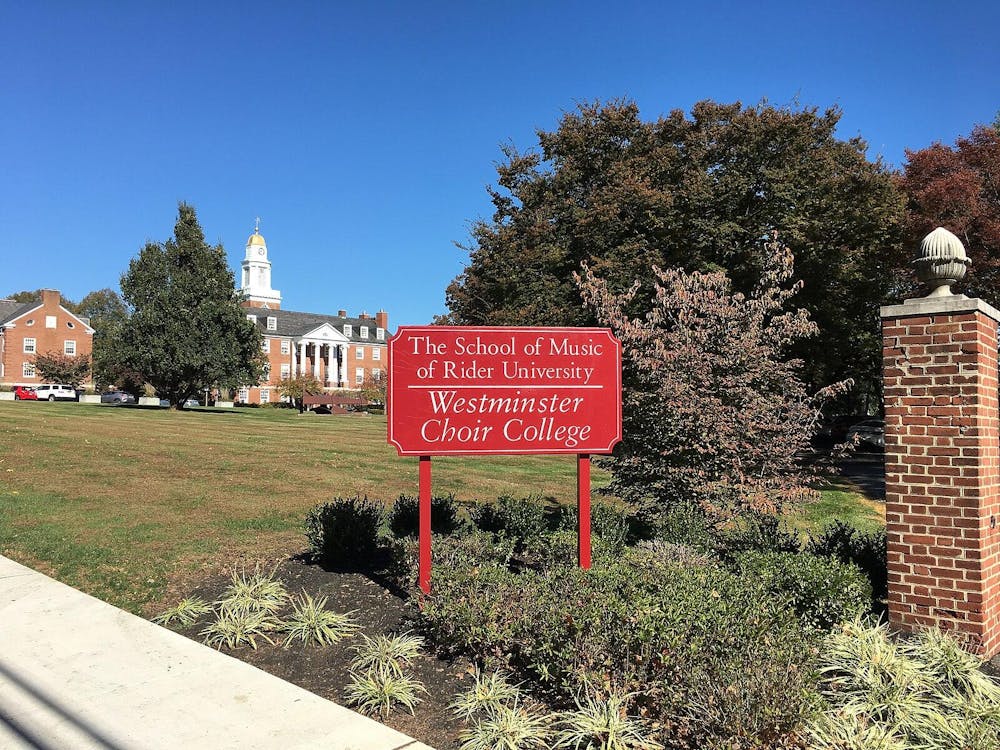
[913,227,971,297]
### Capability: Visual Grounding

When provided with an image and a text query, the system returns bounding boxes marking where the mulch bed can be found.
[165,555,472,750]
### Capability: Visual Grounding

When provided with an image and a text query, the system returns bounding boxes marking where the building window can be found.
[376,328,385,340]
[372,348,381,361]
[64,340,76,355]
[267,316,277,331]
[46,315,57,329]
[356,346,364,359]
[343,324,352,337]
[262,339,270,353]
[25,319,34,327]
[280,363,290,378]
[260,388,270,404]
[360,326,369,339]
[23,338,36,354]
[355,368,365,385]
[280,340,290,355]
[247,314,257,323]
[66,321,75,329]
[263,364,271,381]
[237,387,249,402]
[373,368,382,381]
[22,362,36,378]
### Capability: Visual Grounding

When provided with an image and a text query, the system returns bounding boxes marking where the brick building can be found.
[0,290,94,388]
[236,226,388,404]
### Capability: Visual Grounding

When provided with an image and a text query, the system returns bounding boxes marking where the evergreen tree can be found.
[109,203,266,408]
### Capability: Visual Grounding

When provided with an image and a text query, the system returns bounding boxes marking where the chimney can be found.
[376,310,389,330]
[338,309,347,318]
[41,289,61,307]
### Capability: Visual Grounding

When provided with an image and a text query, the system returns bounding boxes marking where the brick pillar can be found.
[882,296,1000,655]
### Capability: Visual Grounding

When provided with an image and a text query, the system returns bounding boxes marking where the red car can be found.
[14,386,37,400]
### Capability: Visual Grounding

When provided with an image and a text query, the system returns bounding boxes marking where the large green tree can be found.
[108,203,266,409]
[444,99,906,410]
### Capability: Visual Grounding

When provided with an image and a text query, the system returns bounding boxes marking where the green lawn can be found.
[0,401,883,613]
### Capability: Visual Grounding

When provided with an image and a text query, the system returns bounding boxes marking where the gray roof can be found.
[0,300,39,326]
[245,306,386,344]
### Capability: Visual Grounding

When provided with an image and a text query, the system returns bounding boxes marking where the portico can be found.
[289,324,350,388]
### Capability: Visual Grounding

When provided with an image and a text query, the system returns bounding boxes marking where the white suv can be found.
[35,384,78,401]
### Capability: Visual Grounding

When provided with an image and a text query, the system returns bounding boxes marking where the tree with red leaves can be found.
[576,239,849,520]
[900,123,1000,302]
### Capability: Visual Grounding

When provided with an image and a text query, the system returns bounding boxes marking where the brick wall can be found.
[882,298,1000,656]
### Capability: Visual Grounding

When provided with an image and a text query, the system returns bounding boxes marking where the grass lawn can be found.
[0,401,883,614]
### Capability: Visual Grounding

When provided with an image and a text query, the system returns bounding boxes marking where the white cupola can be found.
[240,218,282,308]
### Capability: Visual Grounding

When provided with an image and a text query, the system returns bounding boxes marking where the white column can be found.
[290,340,297,377]
[326,345,333,387]
[312,343,320,380]
[299,341,307,379]
[335,345,343,387]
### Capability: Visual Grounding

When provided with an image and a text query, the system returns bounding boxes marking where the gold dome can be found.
[248,231,266,246]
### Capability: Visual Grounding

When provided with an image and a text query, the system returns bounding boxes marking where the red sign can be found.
[388,326,622,456]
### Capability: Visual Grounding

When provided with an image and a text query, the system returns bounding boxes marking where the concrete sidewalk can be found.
[0,555,434,750]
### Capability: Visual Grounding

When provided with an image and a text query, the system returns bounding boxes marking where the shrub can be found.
[652,501,713,550]
[735,551,872,631]
[809,618,1000,749]
[421,549,820,748]
[388,493,462,537]
[471,495,549,547]
[554,501,634,552]
[524,530,618,571]
[304,496,384,565]
[713,512,802,558]
[806,521,888,601]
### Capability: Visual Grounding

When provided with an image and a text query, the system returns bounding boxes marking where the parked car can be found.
[35,384,79,402]
[13,386,37,400]
[846,419,885,452]
[100,390,136,404]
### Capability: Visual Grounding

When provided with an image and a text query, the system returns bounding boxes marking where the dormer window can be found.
[343,324,352,337]
[376,328,385,340]
[266,316,277,331]
[247,314,257,323]
[360,326,369,339]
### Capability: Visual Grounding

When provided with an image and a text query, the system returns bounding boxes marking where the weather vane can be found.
[254,216,261,233]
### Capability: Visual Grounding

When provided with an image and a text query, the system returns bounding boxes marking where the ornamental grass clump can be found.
[351,632,425,676]
[808,617,1000,749]
[554,689,662,750]
[346,632,426,717]
[345,664,425,718]
[450,669,524,721]
[200,607,281,650]
[282,591,359,647]
[152,596,212,627]
[457,699,552,750]
[215,565,289,615]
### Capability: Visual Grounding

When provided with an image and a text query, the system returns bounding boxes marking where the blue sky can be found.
[2,1,997,327]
